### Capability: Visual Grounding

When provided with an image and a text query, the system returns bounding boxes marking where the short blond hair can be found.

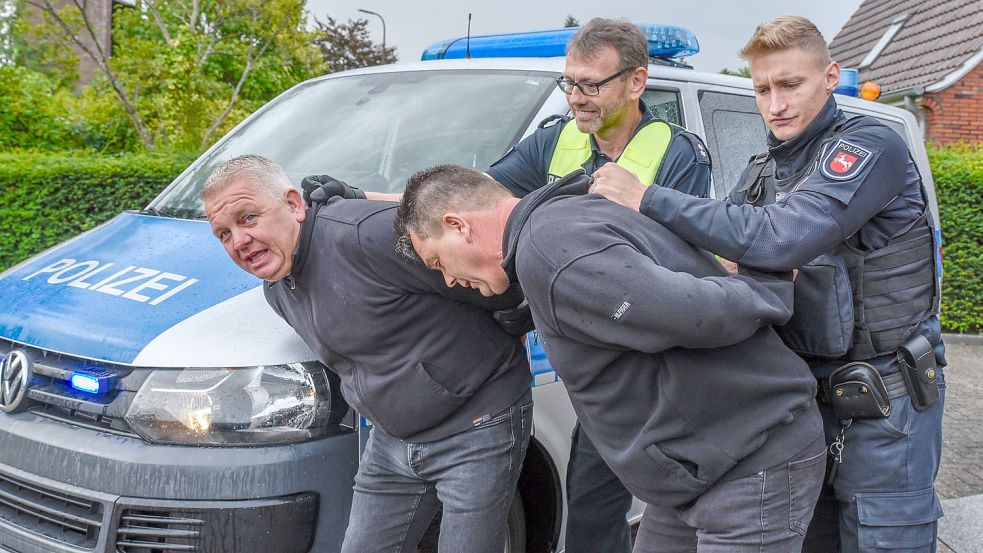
[740,16,831,66]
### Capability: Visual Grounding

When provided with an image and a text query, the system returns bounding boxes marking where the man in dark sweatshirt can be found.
[202,155,532,553]
[396,164,826,552]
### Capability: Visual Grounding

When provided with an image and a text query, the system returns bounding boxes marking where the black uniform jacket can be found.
[637,96,944,373]
[265,199,530,442]
[638,97,923,273]
[502,172,823,508]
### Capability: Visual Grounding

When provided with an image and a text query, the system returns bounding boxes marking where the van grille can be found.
[0,470,102,548]
[30,404,137,438]
[115,510,203,552]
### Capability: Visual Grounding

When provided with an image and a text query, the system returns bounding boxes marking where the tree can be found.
[313,16,396,72]
[0,0,15,66]
[563,15,579,28]
[22,0,326,151]
[721,66,751,78]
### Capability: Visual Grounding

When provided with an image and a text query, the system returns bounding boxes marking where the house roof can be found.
[828,0,983,95]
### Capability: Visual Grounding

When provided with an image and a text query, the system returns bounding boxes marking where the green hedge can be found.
[0,149,980,333]
[0,152,195,271]
[929,146,983,334]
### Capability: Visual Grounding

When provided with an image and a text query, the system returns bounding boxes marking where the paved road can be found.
[937,342,983,501]
[936,342,983,553]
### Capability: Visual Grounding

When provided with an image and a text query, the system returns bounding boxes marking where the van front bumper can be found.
[0,410,358,553]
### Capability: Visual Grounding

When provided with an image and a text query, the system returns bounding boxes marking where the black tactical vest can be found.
[736,120,940,361]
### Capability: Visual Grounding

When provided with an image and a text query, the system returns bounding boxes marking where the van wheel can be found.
[417,492,526,553]
[504,492,527,553]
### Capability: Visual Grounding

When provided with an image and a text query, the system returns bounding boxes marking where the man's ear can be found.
[284,188,306,223]
[825,61,841,95]
[628,66,648,100]
[442,213,472,241]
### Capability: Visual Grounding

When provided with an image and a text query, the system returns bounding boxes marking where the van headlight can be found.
[124,363,349,446]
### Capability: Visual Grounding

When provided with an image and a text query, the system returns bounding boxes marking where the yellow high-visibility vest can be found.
[547,118,674,185]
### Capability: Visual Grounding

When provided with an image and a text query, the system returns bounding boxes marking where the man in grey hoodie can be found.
[396,164,826,552]
[203,155,532,553]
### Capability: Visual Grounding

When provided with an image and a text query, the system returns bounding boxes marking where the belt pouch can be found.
[828,362,891,420]
[898,334,940,411]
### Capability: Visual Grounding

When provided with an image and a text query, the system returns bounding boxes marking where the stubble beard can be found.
[576,114,604,134]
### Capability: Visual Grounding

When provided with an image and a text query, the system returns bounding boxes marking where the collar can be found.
[267,203,319,289]
[501,170,592,283]
[587,100,654,158]
[766,95,840,163]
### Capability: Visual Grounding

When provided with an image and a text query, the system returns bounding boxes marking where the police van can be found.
[0,24,940,553]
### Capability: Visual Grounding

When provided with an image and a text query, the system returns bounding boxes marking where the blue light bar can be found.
[834,68,860,97]
[71,373,101,394]
[422,24,699,61]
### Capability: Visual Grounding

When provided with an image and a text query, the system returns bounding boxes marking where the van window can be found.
[153,70,556,219]
[698,91,768,198]
[642,89,682,126]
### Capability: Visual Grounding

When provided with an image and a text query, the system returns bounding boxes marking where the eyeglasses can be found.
[555,68,629,96]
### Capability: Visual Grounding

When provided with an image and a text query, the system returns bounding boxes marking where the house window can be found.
[859,14,909,69]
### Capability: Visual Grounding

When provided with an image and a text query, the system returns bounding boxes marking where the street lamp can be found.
[357,8,386,65]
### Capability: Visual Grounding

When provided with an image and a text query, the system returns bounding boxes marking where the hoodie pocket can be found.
[378,361,473,438]
[643,442,712,507]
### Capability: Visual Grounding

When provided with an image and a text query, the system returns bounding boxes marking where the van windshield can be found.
[153,70,557,219]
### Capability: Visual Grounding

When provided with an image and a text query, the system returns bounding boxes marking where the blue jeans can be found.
[340,392,532,553]
[804,376,946,553]
[634,435,827,553]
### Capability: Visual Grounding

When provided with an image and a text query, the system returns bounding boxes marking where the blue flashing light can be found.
[69,368,115,395]
[835,68,860,97]
[71,373,101,394]
[422,24,699,61]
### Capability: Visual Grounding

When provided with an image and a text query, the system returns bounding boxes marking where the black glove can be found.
[301,174,366,205]
[493,299,535,336]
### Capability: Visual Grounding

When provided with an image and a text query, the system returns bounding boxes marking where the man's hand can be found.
[718,258,739,275]
[301,174,365,205]
[589,163,647,211]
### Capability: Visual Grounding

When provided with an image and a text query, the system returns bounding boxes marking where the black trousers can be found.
[564,423,633,553]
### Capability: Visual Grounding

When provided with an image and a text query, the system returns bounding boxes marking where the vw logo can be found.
[0,350,33,414]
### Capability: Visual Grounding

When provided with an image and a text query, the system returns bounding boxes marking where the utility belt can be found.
[818,334,940,421]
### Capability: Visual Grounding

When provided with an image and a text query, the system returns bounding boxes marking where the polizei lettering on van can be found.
[22,258,198,305]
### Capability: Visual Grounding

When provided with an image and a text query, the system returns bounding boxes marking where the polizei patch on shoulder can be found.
[821,139,874,181]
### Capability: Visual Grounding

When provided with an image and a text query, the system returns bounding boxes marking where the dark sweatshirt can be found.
[265,199,530,443]
[503,172,823,508]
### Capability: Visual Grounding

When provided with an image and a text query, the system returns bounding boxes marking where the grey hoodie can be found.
[503,172,823,508]
[266,199,530,442]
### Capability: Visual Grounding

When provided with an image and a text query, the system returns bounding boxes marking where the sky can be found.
[304,0,864,73]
